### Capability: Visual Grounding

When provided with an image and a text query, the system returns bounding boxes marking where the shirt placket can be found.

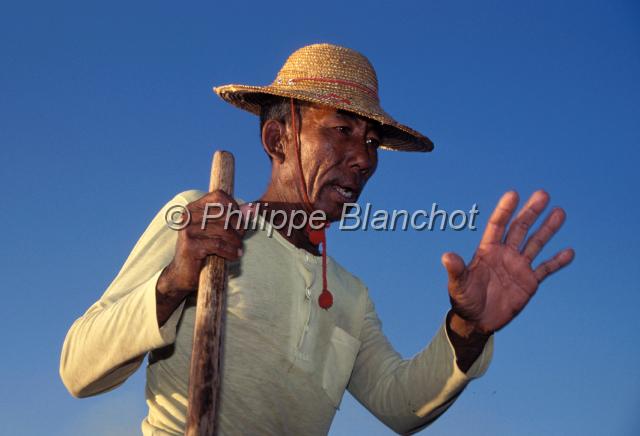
[295,252,318,361]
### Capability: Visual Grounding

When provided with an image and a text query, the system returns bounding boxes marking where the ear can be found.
[262,119,286,163]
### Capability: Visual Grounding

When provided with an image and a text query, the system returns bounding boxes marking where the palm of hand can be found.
[444,191,574,334]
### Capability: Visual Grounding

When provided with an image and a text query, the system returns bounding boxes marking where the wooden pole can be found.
[186,150,235,436]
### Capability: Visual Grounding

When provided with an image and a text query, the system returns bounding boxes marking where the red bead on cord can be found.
[304,222,333,310]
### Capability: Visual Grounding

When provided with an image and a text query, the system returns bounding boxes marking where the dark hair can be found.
[258,96,308,161]
[259,95,310,135]
[260,96,290,133]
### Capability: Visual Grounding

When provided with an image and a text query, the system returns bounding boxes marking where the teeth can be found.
[335,185,354,199]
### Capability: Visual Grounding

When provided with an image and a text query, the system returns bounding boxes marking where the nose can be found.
[347,139,377,180]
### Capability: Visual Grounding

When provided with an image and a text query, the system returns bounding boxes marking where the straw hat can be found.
[214,43,434,152]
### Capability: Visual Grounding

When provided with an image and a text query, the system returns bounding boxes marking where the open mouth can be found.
[332,184,357,201]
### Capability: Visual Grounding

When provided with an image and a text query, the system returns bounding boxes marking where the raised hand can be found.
[443,190,574,335]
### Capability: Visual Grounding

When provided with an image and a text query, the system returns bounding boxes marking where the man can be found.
[60,43,574,435]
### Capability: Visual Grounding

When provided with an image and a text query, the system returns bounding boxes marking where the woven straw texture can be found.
[214,44,434,152]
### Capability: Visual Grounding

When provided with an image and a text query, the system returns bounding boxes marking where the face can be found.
[292,104,380,221]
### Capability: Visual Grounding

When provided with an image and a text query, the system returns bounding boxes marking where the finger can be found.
[194,209,245,236]
[504,190,550,250]
[197,226,244,246]
[199,188,236,203]
[204,190,241,212]
[196,236,243,261]
[522,207,566,261]
[534,248,575,282]
[194,190,240,216]
[185,213,244,241]
[190,204,246,237]
[480,191,519,245]
[240,203,253,218]
[441,252,466,287]
[227,209,247,236]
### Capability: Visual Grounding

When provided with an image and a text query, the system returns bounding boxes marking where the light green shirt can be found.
[60,190,493,435]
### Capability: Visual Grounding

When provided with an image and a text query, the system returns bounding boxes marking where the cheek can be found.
[302,136,341,184]
[370,149,379,170]
[309,162,333,201]
[316,131,342,156]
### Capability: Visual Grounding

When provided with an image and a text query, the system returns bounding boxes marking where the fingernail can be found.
[237,248,243,257]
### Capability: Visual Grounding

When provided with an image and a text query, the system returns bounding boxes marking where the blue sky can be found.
[1,1,638,435]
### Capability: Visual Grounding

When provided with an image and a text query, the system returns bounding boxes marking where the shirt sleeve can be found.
[59,190,203,398]
[347,294,494,435]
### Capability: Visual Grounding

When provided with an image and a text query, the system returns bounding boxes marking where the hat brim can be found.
[214,84,434,152]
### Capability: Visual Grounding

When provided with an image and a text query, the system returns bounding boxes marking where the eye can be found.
[365,137,381,148]
[335,126,351,135]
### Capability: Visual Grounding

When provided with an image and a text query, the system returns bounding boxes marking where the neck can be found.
[255,184,320,256]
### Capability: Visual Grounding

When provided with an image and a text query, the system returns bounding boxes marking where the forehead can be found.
[303,103,381,132]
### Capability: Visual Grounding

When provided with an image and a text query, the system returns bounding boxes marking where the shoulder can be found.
[329,258,369,296]
[170,189,207,205]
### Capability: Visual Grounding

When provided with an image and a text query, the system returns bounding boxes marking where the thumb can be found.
[239,203,252,220]
[441,252,466,285]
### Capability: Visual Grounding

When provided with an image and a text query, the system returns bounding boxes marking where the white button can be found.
[305,254,310,262]
[305,287,311,299]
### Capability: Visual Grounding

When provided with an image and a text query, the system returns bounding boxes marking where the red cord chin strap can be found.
[290,98,333,310]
